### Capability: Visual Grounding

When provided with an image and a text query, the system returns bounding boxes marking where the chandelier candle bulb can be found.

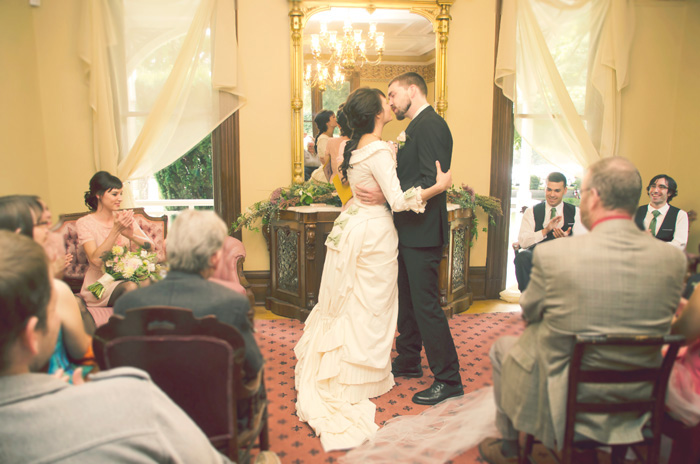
[376,32,385,51]
[304,16,385,90]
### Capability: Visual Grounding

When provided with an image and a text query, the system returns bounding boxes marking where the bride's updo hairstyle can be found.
[84,171,123,212]
[340,87,385,182]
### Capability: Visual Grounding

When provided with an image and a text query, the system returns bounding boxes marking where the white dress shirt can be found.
[408,103,431,121]
[518,202,587,249]
[641,203,688,251]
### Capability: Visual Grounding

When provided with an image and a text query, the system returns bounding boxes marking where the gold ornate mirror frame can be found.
[288,0,455,183]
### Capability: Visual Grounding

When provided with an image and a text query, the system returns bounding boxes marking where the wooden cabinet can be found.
[440,205,474,317]
[266,205,473,321]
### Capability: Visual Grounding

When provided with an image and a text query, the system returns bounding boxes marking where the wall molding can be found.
[360,63,435,82]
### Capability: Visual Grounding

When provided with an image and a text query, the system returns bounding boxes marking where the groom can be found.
[359,72,463,405]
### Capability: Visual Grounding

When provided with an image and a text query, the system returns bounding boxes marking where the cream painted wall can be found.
[619,1,700,253]
[445,0,497,266]
[31,0,95,217]
[7,0,696,275]
[0,1,50,200]
[669,1,700,254]
[238,0,292,270]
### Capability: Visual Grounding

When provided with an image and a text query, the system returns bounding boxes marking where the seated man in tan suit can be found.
[479,157,687,463]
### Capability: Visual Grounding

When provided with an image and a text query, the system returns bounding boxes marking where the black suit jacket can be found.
[113,270,263,381]
[393,106,453,248]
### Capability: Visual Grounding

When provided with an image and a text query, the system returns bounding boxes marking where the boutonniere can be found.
[397,131,407,150]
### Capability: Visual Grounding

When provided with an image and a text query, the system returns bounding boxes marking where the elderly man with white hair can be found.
[114,210,262,381]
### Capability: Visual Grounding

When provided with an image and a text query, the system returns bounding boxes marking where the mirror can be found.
[289,0,455,183]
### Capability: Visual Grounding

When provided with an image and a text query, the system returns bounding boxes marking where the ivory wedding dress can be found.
[294,141,426,451]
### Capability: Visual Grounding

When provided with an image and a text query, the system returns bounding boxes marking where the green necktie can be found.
[649,210,661,236]
[550,207,556,219]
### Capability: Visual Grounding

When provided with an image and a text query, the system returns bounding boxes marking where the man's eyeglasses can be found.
[650,184,668,190]
[34,221,50,227]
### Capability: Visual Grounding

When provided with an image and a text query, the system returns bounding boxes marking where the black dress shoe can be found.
[391,361,423,378]
[412,381,464,405]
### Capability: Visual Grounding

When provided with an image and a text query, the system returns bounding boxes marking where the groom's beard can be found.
[392,101,411,121]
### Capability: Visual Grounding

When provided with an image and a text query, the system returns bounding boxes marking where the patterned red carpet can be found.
[252,311,525,464]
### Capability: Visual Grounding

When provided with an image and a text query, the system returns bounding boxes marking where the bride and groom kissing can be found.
[294,72,463,452]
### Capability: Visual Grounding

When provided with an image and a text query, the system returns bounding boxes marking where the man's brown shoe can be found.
[478,437,518,464]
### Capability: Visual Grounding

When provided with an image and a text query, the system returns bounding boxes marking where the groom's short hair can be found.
[389,72,428,97]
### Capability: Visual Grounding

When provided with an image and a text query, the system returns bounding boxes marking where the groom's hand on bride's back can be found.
[354,184,386,205]
[435,161,452,191]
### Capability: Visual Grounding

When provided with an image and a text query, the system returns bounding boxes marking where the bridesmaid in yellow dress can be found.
[326,104,353,206]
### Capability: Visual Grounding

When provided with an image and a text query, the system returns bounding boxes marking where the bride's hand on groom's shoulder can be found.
[435,161,452,191]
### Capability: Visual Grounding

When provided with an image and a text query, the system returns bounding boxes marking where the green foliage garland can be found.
[234,182,502,249]
[446,184,503,245]
[232,181,341,233]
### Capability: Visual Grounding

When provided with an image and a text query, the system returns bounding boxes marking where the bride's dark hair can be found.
[339,87,385,183]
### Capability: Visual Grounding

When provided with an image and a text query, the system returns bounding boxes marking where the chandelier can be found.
[304,19,385,91]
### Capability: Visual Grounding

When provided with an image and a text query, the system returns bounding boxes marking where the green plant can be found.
[234,182,502,249]
[530,175,541,190]
[563,197,580,207]
[232,181,341,233]
[446,184,503,246]
[154,134,213,209]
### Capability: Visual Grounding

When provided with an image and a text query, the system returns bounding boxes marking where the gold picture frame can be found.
[288,0,455,183]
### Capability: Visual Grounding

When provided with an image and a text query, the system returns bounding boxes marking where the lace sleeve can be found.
[368,144,425,213]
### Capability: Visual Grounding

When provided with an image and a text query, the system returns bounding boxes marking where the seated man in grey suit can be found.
[0,231,232,463]
[479,158,687,463]
[114,209,263,383]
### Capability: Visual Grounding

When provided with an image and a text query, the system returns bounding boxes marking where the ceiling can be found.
[303,7,435,62]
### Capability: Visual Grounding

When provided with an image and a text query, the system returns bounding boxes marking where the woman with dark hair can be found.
[308,110,338,183]
[0,195,93,383]
[78,171,152,307]
[294,88,451,451]
[313,109,337,165]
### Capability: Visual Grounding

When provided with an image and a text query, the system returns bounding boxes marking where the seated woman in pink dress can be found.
[78,171,152,307]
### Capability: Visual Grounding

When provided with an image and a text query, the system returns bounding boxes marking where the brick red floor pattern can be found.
[252,311,526,464]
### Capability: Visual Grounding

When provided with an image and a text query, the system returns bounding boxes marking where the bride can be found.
[294,87,452,452]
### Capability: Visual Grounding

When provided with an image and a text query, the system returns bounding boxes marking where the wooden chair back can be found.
[93,306,268,463]
[521,334,685,464]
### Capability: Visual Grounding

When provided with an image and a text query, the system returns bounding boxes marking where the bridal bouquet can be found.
[87,245,164,299]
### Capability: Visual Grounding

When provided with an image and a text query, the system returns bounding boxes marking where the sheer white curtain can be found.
[495,0,634,171]
[80,0,243,205]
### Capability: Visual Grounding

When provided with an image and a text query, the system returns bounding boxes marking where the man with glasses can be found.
[479,158,686,463]
[634,174,688,250]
